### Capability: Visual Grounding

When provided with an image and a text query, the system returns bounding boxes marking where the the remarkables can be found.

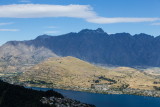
[1,28,160,72]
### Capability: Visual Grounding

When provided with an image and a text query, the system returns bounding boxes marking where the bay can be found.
[31,87,160,107]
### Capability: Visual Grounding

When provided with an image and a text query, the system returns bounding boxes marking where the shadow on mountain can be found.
[1,28,160,67]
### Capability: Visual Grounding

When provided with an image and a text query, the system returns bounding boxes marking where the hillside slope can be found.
[0,80,94,107]
[0,80,63,107]
[14,57,160,93]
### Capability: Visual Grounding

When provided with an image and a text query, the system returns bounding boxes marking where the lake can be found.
[31,87,160,107]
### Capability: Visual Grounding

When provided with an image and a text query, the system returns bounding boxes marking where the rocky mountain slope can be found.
[6,56,160,97]
[0,41,58,72]
[1,28,160,68]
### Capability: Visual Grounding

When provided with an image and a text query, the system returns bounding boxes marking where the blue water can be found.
[31,87,160,107]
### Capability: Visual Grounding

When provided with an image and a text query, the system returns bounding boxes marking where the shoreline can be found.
[1,75,160,98]
[25,84,160,98]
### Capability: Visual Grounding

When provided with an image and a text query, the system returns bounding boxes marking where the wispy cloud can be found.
[0,29,20,31]
[87,17,160,24]
[0,4,159,24]
[47,26,58,29]
[151,23,160,25]
[44,30,59,34]
[0,22,14,26]
[19,0,31,3]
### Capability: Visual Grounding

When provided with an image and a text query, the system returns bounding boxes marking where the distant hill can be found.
[1,28,160,71]
[13,56,160,91]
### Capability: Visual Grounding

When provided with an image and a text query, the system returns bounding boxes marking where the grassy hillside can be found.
[15,56,160,92]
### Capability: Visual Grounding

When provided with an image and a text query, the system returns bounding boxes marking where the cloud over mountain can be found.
[0,29,19,31]
[0,4,159,24]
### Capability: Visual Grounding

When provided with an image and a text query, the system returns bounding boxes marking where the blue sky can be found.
[0,0,160,45]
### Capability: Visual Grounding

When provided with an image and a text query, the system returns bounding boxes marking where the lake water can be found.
[31,87,160,107]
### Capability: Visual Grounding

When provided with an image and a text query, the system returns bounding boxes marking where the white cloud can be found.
[151,23,160,25]
[47,26,58,29]
[0,22,14,26]
[0,29,19,31]
[87,17,160,24]
[0,4,159,24]
[19,0,31,3]
[0,4,95,18]
[44,30,59,34]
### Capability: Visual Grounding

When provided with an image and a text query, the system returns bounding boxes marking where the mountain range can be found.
[1,28,160,73]
[1,29,160,97]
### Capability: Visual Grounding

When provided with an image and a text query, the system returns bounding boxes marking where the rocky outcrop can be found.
[41,96,95,107]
